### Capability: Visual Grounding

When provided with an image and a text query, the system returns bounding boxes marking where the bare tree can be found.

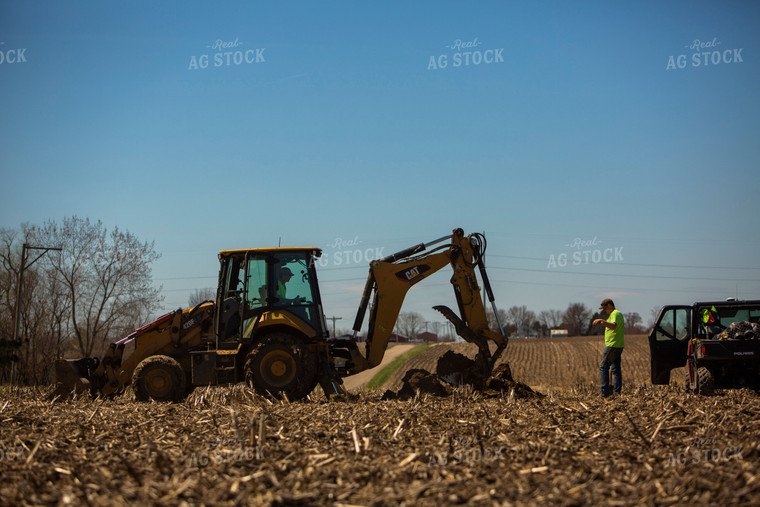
[395,311,425,340]
[0,227,25,380]
[588,310,606,335]
[188,288,216,307]
[507,305,536,336]
[41,216,162,357]
[486,308,509,333]
[648,305,661,329]
[624,312,643,334]
[0,225,73,383]
[532,319,548,338]
[562,303,592,336]
[538,309,564,333]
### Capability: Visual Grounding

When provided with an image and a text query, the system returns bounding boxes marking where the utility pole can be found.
[326,316,342,337]
[12,243,62,385]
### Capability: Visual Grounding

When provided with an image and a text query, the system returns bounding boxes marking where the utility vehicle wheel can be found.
[245,333,318,400]
[695,366,715,395]
[132,355,187,402]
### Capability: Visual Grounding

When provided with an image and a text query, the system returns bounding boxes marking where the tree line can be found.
[386,304,644,341]
[490,303,644,338]
[0,217,161,385]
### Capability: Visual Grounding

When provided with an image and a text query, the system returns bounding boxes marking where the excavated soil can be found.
[2,383,760,506]
[382,369,452,400]
[382,351,541,401]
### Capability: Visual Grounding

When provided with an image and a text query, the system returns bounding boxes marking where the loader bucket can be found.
[50,358,95,399]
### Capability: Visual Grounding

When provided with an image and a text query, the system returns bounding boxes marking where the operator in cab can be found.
[277,267,293,298]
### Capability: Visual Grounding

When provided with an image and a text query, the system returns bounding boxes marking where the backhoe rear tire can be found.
[244,333,318,400]
[132,355,187,402]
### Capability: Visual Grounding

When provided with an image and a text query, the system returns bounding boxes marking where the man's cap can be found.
[599,298,614,309]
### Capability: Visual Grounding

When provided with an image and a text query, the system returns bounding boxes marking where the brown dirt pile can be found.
[382,369,451,400]
[382,351,541,400]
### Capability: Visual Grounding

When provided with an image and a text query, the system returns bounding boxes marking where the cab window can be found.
[655,308,690,341]
[245,255,268,311]
[274,253,315,305]
[223,255,244,300]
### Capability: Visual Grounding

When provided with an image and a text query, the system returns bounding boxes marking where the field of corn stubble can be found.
[1,334,759,506]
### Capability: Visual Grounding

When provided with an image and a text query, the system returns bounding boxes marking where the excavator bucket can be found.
[50,358,96,399]
[433,305,506,387]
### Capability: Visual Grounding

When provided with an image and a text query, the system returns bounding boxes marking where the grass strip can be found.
[365,344,431,390]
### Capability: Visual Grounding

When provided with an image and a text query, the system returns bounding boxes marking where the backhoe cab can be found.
[54,228,508,401]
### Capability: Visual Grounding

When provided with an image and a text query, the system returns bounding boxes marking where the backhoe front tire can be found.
[132,355,187,402]
[245,333,318,400]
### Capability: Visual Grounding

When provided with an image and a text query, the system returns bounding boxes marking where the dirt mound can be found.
[484,363,541,398]
[435,350,481,386]
[382,368,451,400]
[436,350,475,375]
[383,352,542,400]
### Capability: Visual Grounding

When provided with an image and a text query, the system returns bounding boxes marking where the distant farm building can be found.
[551,329,569,338]
[416,331,438,343]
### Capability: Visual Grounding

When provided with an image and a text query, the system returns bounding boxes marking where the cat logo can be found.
[395,264,430,284]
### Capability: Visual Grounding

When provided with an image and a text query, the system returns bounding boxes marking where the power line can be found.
[491,278,760,295]
[488,266,760,283]
[490,254,760,271]
[154,254,759,283]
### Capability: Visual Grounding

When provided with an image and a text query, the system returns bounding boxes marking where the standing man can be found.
[593,298,624,397]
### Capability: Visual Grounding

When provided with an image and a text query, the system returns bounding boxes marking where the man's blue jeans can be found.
[600,346,623,396]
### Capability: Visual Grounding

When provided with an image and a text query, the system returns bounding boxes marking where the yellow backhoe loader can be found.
[54,228,508,401]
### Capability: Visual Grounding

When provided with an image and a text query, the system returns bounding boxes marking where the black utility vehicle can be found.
[649,300,760,394]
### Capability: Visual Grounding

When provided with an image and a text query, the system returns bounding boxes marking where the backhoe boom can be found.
[344,228,507,377]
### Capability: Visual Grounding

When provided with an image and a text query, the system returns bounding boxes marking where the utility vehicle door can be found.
[649,305,691,384]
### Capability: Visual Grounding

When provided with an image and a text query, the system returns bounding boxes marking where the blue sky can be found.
[2,1,759,332]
